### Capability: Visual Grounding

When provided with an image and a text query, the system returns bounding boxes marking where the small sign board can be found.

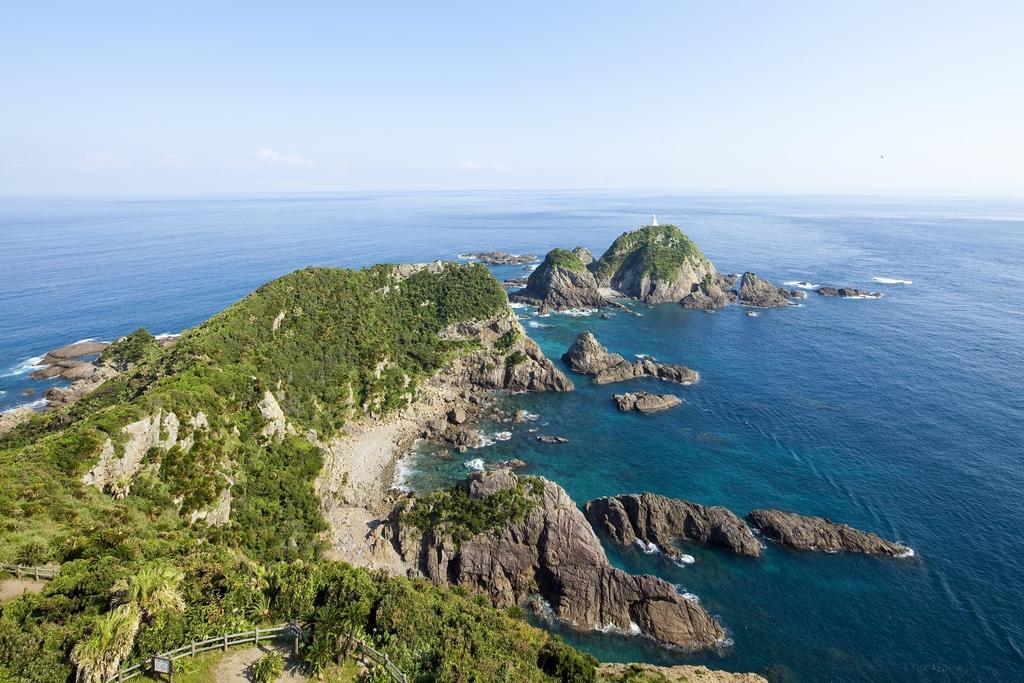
[153,656,172,674]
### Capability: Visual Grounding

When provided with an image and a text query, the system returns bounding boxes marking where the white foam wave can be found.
[843,294,882,300]
[784,280,818,290]
[557,308,598,317]
[872,277,913,285]
[634,539,659,554]
[509,302,529,310]
[463,458,486,471]
[522,412,539,421]
[681,592,700,603]
[634,353,651,359]
[1,355,46,378]
[474,435,496,448]
[392,452,417,492]
[897,547,916,558]
[527,320,550,329]
[154,332,179,340]
[493,431,512,442]
[526,264,538,272]
[674,554,696,567]
[3,398,47,413]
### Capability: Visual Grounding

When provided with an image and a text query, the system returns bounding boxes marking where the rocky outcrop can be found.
[0,407,35,437]
[597,663,767,683]
[397,471,725,650]
[679,274,738,310]
[747,509,911,557]
[562,332,698,385]
[440,310,574,392]
[41,340,109,361]
[82,410,183,498]
[737,272,791,308]
[572,246,595,265]
[536,434,568,444]
[815,286,882,298]
[591,225,716,304]
[258,390,292,440]
[614,392,682,414]
[462,251,537,265]
[510,248,610,310]
[586,493,763,558]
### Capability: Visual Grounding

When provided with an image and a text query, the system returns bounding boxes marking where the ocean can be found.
[2,192,1022,681]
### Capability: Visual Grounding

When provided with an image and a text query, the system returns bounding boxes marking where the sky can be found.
[1,1,1022,196]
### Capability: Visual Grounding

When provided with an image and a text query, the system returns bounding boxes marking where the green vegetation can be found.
[0,263,598,682]
[99,328,159,371]
[526,248,589,289]
[251,651,284,682]
[592,225,709,283]
[401,477,540,545]
[597,664,667,682]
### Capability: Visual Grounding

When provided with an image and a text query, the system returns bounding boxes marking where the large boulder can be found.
[591,225,716,304]
[510,248,609,310]
[737,272,791,308]
[397,471,725,650]
[562,332,698,385]
[747,509,911,557]
[586,493,763,558]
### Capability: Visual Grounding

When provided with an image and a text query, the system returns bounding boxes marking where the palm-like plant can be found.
[340,600,370,657]
[302,636,334,679]
[114,563,184,620]
[71,603,141,683]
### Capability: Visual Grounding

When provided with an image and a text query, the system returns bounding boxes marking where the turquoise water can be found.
[2,193,1023,680]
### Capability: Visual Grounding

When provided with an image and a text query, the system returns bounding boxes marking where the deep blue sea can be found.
[1,192,1023,681]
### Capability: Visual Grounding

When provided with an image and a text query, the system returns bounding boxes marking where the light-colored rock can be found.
[258,390,288,440]
[747,508,912,557]
[0,407,35,437]
[613,392,682,414]
[598,663,767,683]
[562,332,698,385]
[81,409,182,498]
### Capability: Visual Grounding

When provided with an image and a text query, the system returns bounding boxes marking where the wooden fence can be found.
[0,563,60,581]
[104,622,407,682]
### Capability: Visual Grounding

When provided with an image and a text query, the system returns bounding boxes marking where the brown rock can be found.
[747,508,911,557]
[398,472,725,650]
[562,332,698,385]
[586,493,763,558]
[613,392,682,414]
[42,341,109,360]
[597,663,767,683]
[737,272,790,308]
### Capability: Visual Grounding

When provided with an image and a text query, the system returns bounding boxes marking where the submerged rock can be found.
[815,286,838,297]
[613,392,682,414]
[562,332,698,385]
[536,434,569,444]
[586,493,763,558]
[747,509,911,557]
[815,286,881,298]
[398,471,725,650]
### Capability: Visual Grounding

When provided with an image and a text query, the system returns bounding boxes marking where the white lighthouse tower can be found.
[651,214,658,226]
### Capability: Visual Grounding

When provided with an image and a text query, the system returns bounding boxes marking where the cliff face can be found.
[592,226,716,304]
[585,493,763,558]
[397,471,725,650]
[510,248,609,310]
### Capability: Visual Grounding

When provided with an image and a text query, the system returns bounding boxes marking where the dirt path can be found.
[211,644,306,682]
[0,578,46,603]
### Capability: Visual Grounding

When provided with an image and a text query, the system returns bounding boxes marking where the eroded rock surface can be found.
[562,332,698,385]
[747,509,911,556]
[737,272,791,308]
[397,471,725,650]
[679,274,738,310]
[510,248,610,310]
[613,392,682,414]
[586,493,763,558]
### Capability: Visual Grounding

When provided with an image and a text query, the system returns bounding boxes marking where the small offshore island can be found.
[0,225,912,683]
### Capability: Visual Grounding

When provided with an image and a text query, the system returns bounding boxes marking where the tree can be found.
[71,604,141,683]
[340,600,370,657]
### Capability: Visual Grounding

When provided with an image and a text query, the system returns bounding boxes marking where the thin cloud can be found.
[457,160,482,172]
[79,150,126,170]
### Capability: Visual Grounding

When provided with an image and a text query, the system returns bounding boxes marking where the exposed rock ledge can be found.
[614,392,681,414]
[585,493,763,558]
[747,509,911,557]
[562,332,698,385]
[396,471,725,650]
[597,663,767,683]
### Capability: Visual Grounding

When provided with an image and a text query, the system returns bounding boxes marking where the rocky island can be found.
[614,391,682,413]
[510,223,804,313]
[563,331,699,385]
[462,250,537,265]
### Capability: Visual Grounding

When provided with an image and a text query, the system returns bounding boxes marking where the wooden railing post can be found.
[255,626,259,646]
[15,565,21,579]
[191,640,196,656]
[223,633,228,651]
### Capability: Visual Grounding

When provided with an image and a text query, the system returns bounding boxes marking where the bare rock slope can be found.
[562,331,698,385]
[747,509,911,557]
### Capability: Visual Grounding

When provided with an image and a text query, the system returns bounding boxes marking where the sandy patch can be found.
[0,578,47,603]
[211,644,306,682]
[316,382,461,574]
